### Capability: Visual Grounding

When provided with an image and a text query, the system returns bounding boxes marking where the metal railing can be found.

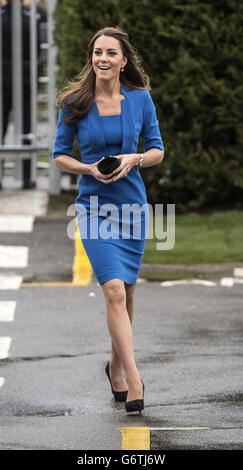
[0,0,60,193]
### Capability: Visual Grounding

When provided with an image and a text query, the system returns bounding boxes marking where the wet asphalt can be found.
[0,217,243,450]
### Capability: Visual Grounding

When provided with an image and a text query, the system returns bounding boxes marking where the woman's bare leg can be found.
[125,282,136,324]
[109,282,136,390]
[101,279,143,401]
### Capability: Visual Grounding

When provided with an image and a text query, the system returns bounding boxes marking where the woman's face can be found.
[92,35,127,82]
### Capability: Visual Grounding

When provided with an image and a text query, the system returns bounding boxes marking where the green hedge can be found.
[54,0,243,211]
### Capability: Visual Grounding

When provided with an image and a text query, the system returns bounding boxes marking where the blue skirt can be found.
[75,177,149,285]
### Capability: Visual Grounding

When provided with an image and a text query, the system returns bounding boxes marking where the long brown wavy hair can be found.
[56,26,150,124]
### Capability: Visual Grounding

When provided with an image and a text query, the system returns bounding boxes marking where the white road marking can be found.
[0,337,12,359]
[0,377,5,389]
[0,246,29,268]
[0,301,16,321]
[150,427,211,431]
[0,209,34,395]
[0,190,48,216]
[233,268,243,278]
[160,277,243,288]
[0,275,23,290]
[160,279,216,287]
[220,277,234,287]
[0,215,34,233]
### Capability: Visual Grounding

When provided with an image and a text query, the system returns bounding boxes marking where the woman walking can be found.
[52,27,164,413]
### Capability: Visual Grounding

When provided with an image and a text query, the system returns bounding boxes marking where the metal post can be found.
[48,0,61,195]
[12,0,23,181]
[30,0,37,183]
[0,0,3,145]
[0,1,3,185]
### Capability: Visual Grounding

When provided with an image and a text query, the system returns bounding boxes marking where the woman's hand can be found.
[102,154,139,184]
[89,157,116,183]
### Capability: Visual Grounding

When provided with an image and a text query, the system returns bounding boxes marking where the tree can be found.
[54,0,243,210]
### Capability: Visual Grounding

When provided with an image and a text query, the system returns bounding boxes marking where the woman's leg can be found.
[101,278,143,401]
[109,282,136,390]
[125,282,136,323]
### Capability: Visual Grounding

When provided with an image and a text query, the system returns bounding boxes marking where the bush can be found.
[54,0,243,211]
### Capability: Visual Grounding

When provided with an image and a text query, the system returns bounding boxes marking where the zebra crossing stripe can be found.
[0,337,12,359]
[0,301,16,321]
[0,215,34,233]
[0,212,34,396]
[0,378,5,389]
[0,275,23,290]
[0,246,29,268]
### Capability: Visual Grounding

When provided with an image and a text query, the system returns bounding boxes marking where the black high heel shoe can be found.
[105,361,128,402]
[125,380,145,413]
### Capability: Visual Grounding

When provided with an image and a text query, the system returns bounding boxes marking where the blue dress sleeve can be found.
[141,90,164,152]
[52,108,77,159]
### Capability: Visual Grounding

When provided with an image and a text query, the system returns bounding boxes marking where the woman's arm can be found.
[52,110,112,180]
[53,155,92,175]
[133,148,164,168]
[53,154,114,183]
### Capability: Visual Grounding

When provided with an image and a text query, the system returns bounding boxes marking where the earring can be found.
[121,67,124,72]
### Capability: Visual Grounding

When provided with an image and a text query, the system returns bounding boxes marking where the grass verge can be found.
[47,194,243,264]
[144,210,243,264]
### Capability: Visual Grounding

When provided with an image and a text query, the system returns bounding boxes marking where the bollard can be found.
[72,218,92,285]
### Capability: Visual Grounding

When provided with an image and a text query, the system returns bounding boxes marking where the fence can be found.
[0,0,60,194]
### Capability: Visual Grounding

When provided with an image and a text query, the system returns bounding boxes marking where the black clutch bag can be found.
[97,157,121,176]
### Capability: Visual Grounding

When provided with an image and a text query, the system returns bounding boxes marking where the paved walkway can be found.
[0,280,242,450]
[0,184,243,450]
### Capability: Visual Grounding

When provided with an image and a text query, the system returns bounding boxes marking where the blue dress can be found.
[52,85,164,285]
